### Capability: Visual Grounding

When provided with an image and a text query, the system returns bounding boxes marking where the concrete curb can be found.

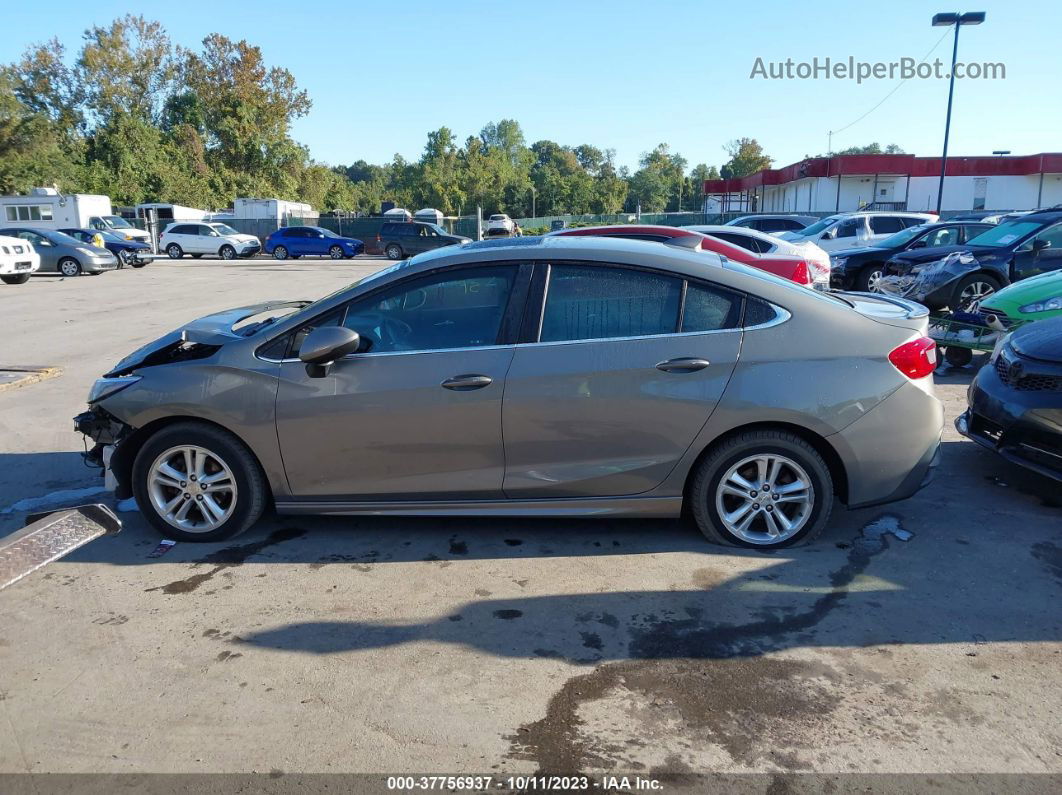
[0,366,62,393]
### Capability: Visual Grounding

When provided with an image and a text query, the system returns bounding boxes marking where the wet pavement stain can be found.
[145,528,306,595]
[508,525,895,773]
[449,538,469,555]
[1031,541,1062,583]
[580,632,603,651]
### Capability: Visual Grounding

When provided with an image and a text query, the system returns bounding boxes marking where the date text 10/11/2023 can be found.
[385,775,665,791]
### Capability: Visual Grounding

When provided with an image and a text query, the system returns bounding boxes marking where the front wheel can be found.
[329,245,344,259]
[58,258,82,277]
[219,245,236,260]
[1,273,31,285]
[166,244,184,259]
[689,430,834,549]
[951,273,1000,312]
[855,264,885,292]
[273,245,289,260]
[132,421,268,542]
[385,244,403,260]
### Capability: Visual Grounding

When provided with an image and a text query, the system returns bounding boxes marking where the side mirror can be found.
[1032,238,1050,252]
[299,326,361,377]
[909,239,927,249]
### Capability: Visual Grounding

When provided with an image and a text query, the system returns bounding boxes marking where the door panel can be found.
[502,333,740,497]
[1012,224,1062,281]
[276,348,514,499]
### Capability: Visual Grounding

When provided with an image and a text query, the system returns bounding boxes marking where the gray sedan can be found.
[0,227,117,276]
[75,236,943,548]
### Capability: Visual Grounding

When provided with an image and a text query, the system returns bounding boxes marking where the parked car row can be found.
[0,227,118,278]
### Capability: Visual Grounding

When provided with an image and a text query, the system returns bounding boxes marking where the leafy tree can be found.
[720,138,772,179]
[832,142,905,155]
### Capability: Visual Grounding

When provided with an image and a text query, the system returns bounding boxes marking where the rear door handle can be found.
[441,374,493,391]
[656,357,710,373]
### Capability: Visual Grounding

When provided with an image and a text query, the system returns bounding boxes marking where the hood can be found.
[1010,316,1062,363]
[104,300,307,376]
[887,243,999,265]
[830,245,888,258]
[232,234,260,244]
[980,270,1062,311]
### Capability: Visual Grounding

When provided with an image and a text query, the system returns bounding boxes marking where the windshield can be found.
[878,226,926,248]
[102,215,133,229]
[792,216,840,237]
[965,220,1043,248]
[209,223,240,236]
[99,230,127,242]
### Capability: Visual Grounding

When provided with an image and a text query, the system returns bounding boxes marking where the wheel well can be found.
[682,421,850,507]
[111,415,272,504]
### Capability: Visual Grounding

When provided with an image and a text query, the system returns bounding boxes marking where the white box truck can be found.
[0,188,151,243]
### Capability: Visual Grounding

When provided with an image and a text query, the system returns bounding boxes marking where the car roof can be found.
[547,224,699,238]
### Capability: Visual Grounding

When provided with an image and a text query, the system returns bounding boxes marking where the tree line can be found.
[0,15,901,218]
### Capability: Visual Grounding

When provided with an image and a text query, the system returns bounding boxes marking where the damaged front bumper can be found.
[74,407,134,495]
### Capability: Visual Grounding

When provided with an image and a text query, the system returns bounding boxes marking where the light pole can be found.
[530,185,536,219]
[932,11,985,215]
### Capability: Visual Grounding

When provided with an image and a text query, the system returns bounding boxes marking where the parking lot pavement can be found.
[0,260,1060,777]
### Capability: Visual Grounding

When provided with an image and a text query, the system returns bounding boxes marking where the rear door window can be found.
[540,265,682,342]
[681,283,743,332]
[870,216,906,234]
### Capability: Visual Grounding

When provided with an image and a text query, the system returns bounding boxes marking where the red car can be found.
[548,225,812,287]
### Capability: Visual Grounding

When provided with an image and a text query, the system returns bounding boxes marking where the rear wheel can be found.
[166,244,184,259]
[329,245,344,259]
[689,430,834,549]
[855,263,885,292]
[385,243,403,260]
[132,421,268,542]
[1,273,31,285]
[951,273,1000,312]
[273,245,289,260]
[58,258,81,277]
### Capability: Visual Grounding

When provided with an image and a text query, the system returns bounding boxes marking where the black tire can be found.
[1,273,31,285]
[950,273,1001,312]
[688,429,834,549]
[854,263,885,292]
[166,244,184,259]
[329,245,344,259]
[385,243,403,260]
[219,245,237,260]
[130,261,146,268]
[58,257,82,277]
[191,254,203,259]
[944,346,974,368]
[273,245,289,260]
[132,421,269,543]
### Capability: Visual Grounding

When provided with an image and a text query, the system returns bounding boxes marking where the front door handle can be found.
[441,374,493,391]
[656,357,710,373]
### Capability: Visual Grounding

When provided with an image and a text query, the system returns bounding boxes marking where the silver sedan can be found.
[76,236,943,549]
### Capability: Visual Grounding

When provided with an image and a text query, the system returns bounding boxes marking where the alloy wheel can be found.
[714,453,814,545]
[329,246,344,259]
[147,445,238,533]
[866,269,884,292]
[959,280,995,310]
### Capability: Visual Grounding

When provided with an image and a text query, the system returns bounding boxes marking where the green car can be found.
[979,269,1062,327]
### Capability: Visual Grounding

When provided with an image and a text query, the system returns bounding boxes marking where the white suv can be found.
[0,234,41,285]
[779,212,937,252]
[160,222,262,260]
[486,214,514,233]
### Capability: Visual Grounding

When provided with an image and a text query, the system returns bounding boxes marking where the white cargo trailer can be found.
[233,198,317,222]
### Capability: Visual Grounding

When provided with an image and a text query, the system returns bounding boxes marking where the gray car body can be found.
[90,236,942,517]
[0,227,117,274]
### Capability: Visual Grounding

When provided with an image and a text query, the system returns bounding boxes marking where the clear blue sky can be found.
[2,0,1058,172]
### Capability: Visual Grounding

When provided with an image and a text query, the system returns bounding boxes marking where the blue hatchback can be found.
[265,226,364,260]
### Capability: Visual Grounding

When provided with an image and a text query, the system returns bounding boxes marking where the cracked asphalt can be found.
[1,259,1060,777]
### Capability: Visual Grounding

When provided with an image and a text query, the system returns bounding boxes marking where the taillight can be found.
[793,261,811,285]
[889,337,937,379]
[376,234,381,243]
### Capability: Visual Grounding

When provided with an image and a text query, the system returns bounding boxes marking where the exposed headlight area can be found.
[87,375,142,404]
[831,256,847,268]
[1018,295,1062,313]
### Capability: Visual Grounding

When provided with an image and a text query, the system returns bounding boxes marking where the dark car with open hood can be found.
[957,315,1062,482]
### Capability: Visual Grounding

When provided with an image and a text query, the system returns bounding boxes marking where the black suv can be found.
[377,222,471,259]
[830,221,993,292]
[883,210,1062,310]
